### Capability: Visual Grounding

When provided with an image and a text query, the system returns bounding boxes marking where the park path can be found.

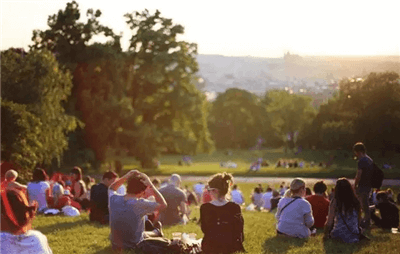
[168,176,400,187]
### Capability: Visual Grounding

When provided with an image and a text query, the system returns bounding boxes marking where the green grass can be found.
[32,183,400,254]
[95,148,400,179]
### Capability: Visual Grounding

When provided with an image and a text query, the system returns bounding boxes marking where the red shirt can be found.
[306,195,330,228]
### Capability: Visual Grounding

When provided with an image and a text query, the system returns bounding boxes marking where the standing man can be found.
[353,142,374,228]
[158,174,188,226]
[89,171,118,224]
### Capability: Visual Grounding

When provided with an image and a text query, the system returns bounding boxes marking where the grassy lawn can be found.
[33,183,400,254]
[97,148,400,179]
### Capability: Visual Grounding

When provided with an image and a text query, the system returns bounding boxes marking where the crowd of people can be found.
[1,142,400,253]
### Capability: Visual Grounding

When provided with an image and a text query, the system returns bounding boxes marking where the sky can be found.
[1,0,399,58]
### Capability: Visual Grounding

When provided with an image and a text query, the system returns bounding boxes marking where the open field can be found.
[97,148,400,179]
[33,183,400,254]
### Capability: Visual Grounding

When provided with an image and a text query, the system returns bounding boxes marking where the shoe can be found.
[154,221,164,237]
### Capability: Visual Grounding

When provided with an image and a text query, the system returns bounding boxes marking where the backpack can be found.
[371,163,384,189]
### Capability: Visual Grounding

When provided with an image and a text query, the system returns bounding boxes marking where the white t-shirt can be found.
[0,230,53,254]
[231,189,244,205]
[252,193,264,208]
[27,181,50,212]
[262,191,273,210]
[193,183,205,196]
[117,184,127,195]
[275,197,314,238]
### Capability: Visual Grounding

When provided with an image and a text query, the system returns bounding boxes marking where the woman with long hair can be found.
[1,189,53,253]
[200,172,245,254]
[70,167,87,201]
[275,178,314,238]
[26,168,50,213]
[324,178,361,243]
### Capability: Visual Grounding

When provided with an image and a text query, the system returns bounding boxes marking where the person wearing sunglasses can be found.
[200,172,245,254]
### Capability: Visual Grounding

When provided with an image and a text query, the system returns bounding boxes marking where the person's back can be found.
[231,189,243,205]
[330,209,360,243]
[252,192,264,209]
[1,230,53,254]
[110,194,158,249]
[276,197,314,238]
[90,183,109,224]
[262,189,273,210]
[376,201,399,229]
[306,181,330,228]
[159,184,186,225]
[27,181,50,212]
[201,202,244,254]
[306,195,329,228]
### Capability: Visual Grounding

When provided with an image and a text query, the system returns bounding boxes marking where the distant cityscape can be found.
[196,53,400,106]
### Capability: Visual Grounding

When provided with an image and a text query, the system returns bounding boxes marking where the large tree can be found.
[121,10,214,167]
[1,48,80,169]
[263,90,316,149]
[208,88,266,149]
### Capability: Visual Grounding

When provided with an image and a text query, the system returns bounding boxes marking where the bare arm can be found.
[109,170,138,191]
[140,173,167,210]
[354,169,362,189]
[324,199,336,239]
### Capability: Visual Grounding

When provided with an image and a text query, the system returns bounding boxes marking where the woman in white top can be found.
[275,178,314,238]
[251,187,264,210]
[27,168,50,213]
[1,188,53,254]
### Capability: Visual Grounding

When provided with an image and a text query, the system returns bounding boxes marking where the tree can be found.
[208,88,266,149]
[120,10,214,168]
[263,90,316,149]
[30,1,121,168]
[1,48,80,169]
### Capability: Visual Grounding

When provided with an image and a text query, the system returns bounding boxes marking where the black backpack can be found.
[371,163,384,189]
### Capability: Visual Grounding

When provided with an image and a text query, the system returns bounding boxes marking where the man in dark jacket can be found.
[89,171,118,224]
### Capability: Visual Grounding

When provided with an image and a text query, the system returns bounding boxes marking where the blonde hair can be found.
[52,184,64,206]
[289,178,306,196]
[5,170,18,181]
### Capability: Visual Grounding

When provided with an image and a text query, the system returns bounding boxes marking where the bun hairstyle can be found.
[1,189,37,234]
[208,172,233,197]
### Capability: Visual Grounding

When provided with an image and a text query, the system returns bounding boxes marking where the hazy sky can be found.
[1,0,399,58]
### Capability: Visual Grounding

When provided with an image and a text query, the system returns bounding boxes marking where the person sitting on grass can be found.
[52,183,81,211]
[109,170,167,252]
[324,178,361,243]
[306,181,330,229]
[262,187,273,211]
[276,178,314,238]
[231,184,245,206]
[1,189,53,254]
[89,171,118,224]
[27,168,50,213]
[158,174,189,226]
[70,167,87,204]
[270,190,281,212]
[251,187,264,211]
[200,172,245,254]
[3,170,27,192]
[370,191,399,230]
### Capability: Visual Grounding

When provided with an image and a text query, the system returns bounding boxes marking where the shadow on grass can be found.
[322,233,391,254]
[263,236,307,254]
[35,218,107,235]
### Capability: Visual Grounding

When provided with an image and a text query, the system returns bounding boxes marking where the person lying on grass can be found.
[108,169,167,252]
[369,191,399,230]
[200,172,245,254]
[275,178,314,238]
[1,188,53,254]
[324,178,361,243]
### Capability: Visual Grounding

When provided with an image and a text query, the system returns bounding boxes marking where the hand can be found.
[138,172,152,187]
[125,169,139,178]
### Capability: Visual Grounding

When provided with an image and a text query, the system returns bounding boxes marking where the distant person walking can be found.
[353,142,373,228]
